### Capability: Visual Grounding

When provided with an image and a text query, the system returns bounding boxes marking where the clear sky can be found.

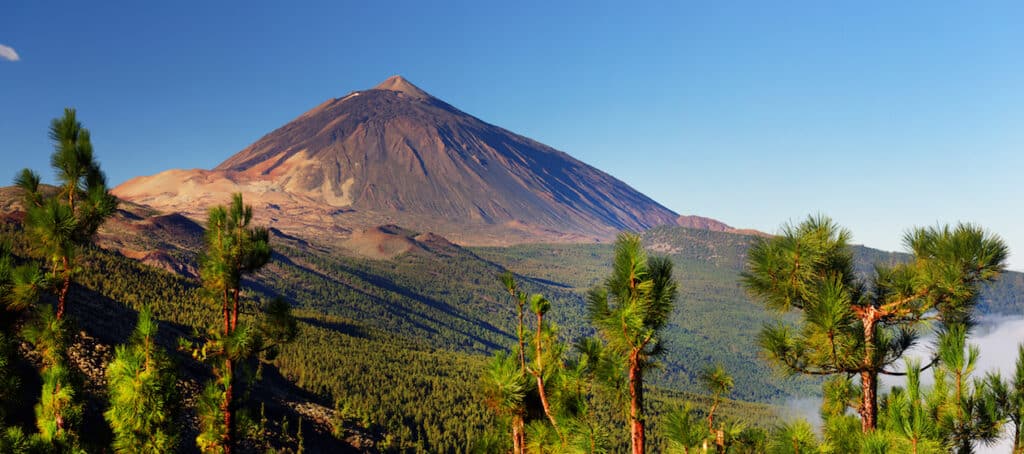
[2,1,1022,269]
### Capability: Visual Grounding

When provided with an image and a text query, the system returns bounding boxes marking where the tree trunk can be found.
[223,289,231,336]
[536,375,559,433]
[859,311,878,432]
[231,287,240,330]
[54,380,65,434]
[715,429,725,453]
[534,313,560,437]
[223,358,234,454]
[512,413,525,454]
[56,257,70,320]
[629,351,645,454]
[707,401,719,432]
[858,369,877,432]
[517,305,526,371]
[222,286,235,454]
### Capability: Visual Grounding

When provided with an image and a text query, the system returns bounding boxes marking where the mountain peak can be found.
[372,75,432,100]
[116,75,685,245]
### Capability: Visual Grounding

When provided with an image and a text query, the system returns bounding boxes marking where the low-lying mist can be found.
[777,315,1024,453]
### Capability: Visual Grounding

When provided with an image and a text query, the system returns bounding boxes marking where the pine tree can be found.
[192,193,292,453]
[587,233,678,454]
[5,108,117,450]
[700,364,734,453]
[742,216,1006,431]
[664,403,708,454]
[0,243,37,421]
[0,425,43,453]
[0,241,48,313]
[933,325,1004,453]
[104,306,179,453]
[480,351,527,453]
[22,305,81,447]
[500,272,528,372]
[526,293,563,440]
[15,108,117,320]
[879,359,942,453]
[980,343,1024,454]
[490,274,539,453]
[767,419,818,454]
[1010,345,1024,453]
[0,239,45,451]
[819,375,863,453]
[562,336,618,453]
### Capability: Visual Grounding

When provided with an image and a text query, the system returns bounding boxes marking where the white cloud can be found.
[0,44,20,62]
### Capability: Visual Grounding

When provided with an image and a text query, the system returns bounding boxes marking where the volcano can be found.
[115,76,702,245]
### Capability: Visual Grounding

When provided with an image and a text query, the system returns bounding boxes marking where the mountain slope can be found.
[114,76,691,245]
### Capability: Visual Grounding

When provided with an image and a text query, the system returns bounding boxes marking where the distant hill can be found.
[113,76,722,245]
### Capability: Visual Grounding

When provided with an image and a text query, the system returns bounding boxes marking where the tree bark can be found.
[222,285,235,453]
[512,413,525,454]
[707,400,719,432]
[629,351,645,454]
[858,369,877,432]
[56,257,70,320]
[231,287,240,331]
[222,289,231,336]
[534,313,560,437]
[859,311,878,432]
[517,304,526,371]
[54,380,65,434]
[223,358,234,454]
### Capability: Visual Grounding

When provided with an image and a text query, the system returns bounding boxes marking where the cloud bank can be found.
[784,317,1024,453]
[884,316,1024,454]
[0,44,20,62]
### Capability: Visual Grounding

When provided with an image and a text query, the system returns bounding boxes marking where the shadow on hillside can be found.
[344,271,509,351]
[66,283,204,452]
[524,276,573,289]
[69,283,198,348]
[266,254,446,337]
[254,364,364,453]
[273,251,511,351]
[297,316,367,339]
[54,281,358,452]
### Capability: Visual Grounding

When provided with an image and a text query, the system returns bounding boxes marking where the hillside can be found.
[11,187,1024,400]
[1,190,789,452]
[4,185,1023,451]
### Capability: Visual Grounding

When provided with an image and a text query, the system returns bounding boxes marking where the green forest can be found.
[1,110,1023,453]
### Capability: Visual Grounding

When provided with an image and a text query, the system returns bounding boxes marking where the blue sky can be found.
[1,1,1022,269]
